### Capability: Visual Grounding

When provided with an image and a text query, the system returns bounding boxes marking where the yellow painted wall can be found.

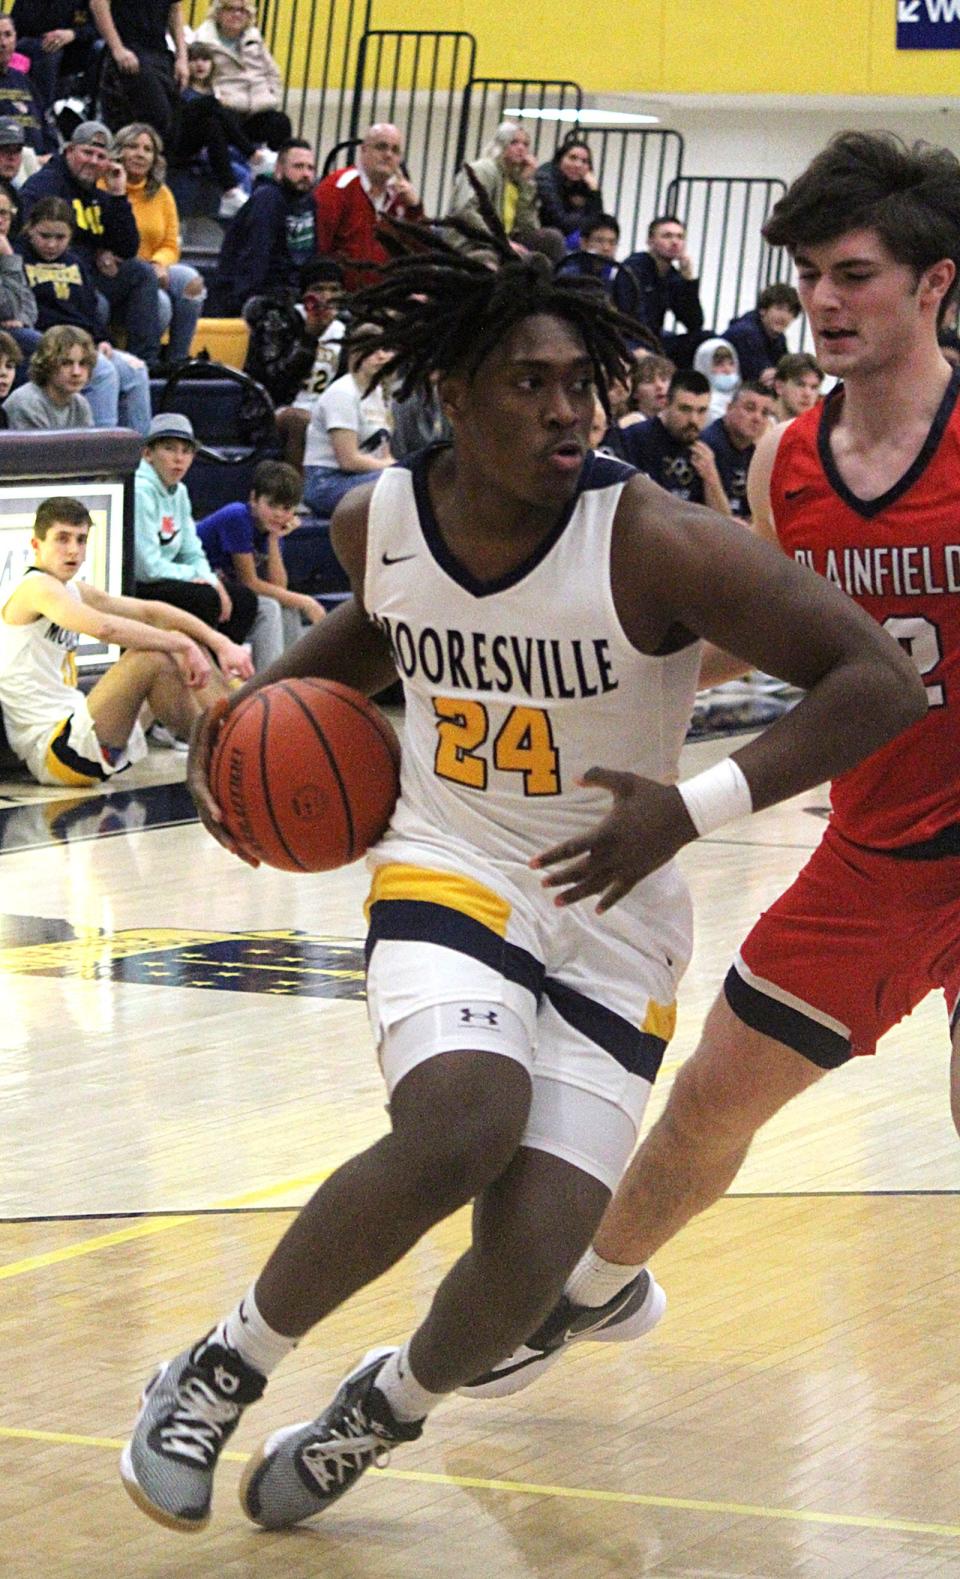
[331,0,960,97]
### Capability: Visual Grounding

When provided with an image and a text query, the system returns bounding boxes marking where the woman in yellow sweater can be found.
[106,124,207,363]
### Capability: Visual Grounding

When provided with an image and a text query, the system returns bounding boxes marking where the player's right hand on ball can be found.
[187,701,260,867]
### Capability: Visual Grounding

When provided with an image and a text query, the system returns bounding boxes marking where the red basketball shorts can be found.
[724,823,960,1065]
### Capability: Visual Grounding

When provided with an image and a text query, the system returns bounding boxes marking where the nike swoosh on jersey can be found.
[381,552,417,565]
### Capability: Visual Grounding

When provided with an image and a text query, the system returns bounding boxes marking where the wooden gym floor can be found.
[0,724,957,1579]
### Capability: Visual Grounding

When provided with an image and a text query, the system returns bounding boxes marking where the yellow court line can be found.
[0,1169,335,1281]
[0,1427,957,1539]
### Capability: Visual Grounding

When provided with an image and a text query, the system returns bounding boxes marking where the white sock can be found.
[215,1285,297,1378]
[375,1341,447,1423]
[565,1248,645,1309]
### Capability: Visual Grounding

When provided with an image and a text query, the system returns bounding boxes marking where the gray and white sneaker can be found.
[239,1347,423,1530]
[458,1269,666,1399]
[120,1335,266,1532]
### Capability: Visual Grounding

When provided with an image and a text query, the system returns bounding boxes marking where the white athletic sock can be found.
[214,1285,297,1377]
[375,1341,447,1423]
[565,1248,646,1309]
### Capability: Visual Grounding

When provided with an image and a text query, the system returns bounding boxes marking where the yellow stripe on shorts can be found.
[365,864,512,937]
[642,999,677,1043]
[44,718,97,787]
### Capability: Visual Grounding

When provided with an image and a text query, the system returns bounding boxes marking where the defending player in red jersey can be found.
[463,129,960,1398]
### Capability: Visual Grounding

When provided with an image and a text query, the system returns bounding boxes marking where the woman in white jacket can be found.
[193,0,292,150]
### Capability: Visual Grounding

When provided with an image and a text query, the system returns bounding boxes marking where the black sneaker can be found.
[239,1347,424,1529]
[457,1269,666,1398]
[120,1335,267,1531]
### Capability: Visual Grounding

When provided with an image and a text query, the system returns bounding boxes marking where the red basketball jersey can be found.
[771,370,960,849]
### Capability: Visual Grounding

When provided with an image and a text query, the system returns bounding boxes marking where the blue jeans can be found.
[157,263,206,362]
[303,466,378,518]
[96,256,162,363]
[85,350,151,434]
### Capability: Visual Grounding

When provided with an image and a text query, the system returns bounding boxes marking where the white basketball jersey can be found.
[0,570,84,759]
[364,450,702,869]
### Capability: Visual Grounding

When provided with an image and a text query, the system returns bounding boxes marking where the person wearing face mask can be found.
[692,336,741,420]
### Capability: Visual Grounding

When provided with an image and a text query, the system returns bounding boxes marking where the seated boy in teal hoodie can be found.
[134,412,257,646]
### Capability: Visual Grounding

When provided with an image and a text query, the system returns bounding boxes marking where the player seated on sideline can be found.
[118,243,922,1538]
[134,413,262,672]
[197,459,324,670]
[3,323,96,428]
[0,327,21,423]
[0,496,252,787]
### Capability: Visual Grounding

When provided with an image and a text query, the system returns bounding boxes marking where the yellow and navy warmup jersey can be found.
[0,571,83,762]
[364,449,702,870]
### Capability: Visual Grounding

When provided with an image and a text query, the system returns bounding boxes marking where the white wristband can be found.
[677,758,753,837]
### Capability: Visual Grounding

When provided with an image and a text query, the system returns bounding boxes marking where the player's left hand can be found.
[532,767,697,912]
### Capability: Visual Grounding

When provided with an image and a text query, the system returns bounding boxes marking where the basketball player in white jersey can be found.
[120,250,923,1536]
[0,496,252,786]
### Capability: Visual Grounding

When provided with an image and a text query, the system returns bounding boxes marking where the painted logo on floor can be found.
[0,914,366,998]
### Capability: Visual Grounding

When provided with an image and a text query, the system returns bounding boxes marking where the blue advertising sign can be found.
[897,0,960,48]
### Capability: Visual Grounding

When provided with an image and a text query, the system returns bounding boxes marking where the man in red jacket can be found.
[314,122,424,291]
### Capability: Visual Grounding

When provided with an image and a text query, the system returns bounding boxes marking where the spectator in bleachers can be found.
[445,121,544,262]
[0,181,35,326]
[625,351,674,421]
[314,122,424,294]
[534,135,603,247]
[0,13,55,153]
[302,337,393,518]
[621,367,727,512]
[0,119,31,222]
[243,257,345,469]
[134,410,258,647]
[197,458,324,667]
[772,350,823,421]
[692,335,741,420]
[10,0,97,110]
[0,326,21,420]
[183,39,266,214]
[390,371,450,460]
[208,138,317,317]
[723,282,801,383]
[16,196,151,430]
[91,0,187,146]
[21,120,163,364]
[4,321,94,426]
[555,213,621,291]
[104,123,205,363]
[701,380,775,519]
[192,0,291,151]
[614,214,706,367]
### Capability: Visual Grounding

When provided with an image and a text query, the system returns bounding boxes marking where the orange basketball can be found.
[210,678,401,872]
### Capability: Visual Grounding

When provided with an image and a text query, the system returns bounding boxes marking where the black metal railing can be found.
[454,79,583,167]
[348,29,476,216]
[664,174,788,335]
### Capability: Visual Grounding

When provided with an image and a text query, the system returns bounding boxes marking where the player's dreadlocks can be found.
[346,245,643,409]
